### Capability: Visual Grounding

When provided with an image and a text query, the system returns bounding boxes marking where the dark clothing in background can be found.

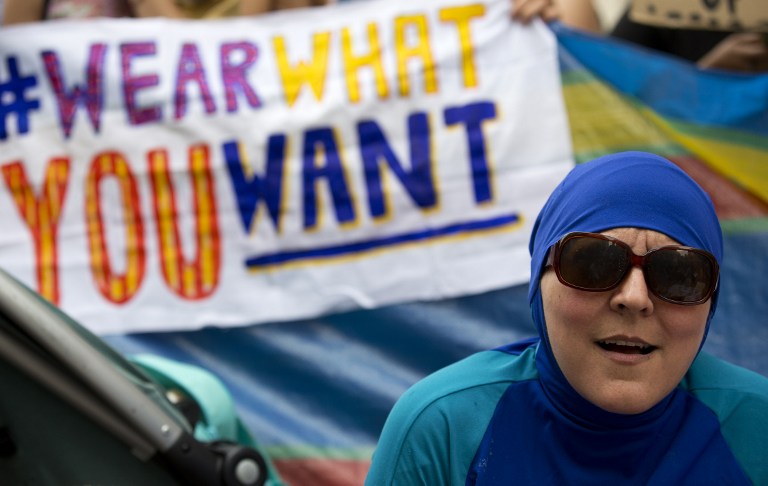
[610,10,731,62]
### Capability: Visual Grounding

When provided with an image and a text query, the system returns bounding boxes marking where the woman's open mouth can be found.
[597,339,656,355]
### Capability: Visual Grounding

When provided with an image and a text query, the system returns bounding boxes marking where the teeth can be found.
[600,340,649,349]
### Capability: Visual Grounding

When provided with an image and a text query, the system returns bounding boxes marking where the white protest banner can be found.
[0,0,573,334]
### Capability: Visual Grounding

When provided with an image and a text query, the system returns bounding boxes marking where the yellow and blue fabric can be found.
[555,22,768,208]
[365,153,768,485]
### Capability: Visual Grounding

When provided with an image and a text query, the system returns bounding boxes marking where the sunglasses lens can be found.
[558,236,629,290]
[645,249,715,303]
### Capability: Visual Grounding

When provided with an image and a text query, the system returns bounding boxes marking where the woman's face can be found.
[540,227,712,415]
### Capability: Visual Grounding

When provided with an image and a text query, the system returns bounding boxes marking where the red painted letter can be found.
[148,144,221,299]
[85,152,146,303]
[1,158,70,303]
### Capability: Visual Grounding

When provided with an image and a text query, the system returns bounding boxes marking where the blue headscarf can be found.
[529,150,722,333]
[528,151,723,420]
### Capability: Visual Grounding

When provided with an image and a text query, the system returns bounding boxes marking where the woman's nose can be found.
[609,266,654,316]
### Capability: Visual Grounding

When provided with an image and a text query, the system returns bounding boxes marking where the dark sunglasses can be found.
[545,232,719,305]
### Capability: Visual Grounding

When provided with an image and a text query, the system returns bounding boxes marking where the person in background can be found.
[238,0,330,16]
[550,0,768,73]
[2,0,183,23]
[1,0,337,23]
[554,0,601,32]
[509,0,559,24]
[610,5,768,73]
[365,151,768,484]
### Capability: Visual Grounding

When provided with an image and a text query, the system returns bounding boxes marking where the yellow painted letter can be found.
[394,14,438,97]
[439,4,485,88]
[342,23,390,103]
[274,32,332,106]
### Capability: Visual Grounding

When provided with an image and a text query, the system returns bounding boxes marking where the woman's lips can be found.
[596,338,657,356]
[595,338,657,364]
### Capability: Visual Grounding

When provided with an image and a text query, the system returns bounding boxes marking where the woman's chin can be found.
[586,385,665,415]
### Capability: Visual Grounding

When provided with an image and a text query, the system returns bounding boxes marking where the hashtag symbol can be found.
[0,56,41,141]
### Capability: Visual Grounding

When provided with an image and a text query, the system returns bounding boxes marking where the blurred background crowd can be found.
[3,0,766,73]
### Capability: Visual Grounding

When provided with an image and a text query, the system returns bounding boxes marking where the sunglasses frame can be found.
[545,232,720,305]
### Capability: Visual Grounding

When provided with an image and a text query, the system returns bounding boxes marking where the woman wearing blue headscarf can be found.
[365,152,768,485]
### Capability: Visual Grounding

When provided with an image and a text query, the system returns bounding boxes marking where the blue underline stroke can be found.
[244,213,521,269]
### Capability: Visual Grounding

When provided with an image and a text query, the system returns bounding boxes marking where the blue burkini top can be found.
[365,152,768,485]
